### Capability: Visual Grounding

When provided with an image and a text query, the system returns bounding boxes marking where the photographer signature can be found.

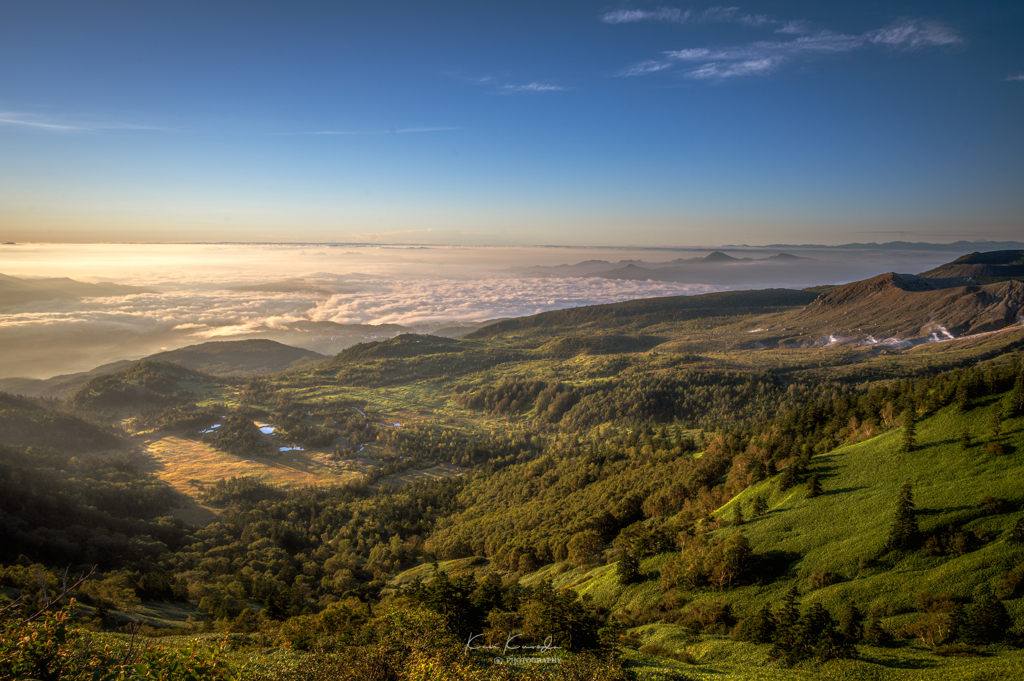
[464,633,562,655]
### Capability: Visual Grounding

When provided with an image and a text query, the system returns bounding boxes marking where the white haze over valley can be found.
[0,242,996,379]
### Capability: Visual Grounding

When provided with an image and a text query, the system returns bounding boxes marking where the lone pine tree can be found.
[901,410,917,454]
[1013,368,1024,416]
[887,481,919,551]
[617,550,640,586]
[806,472,823,499]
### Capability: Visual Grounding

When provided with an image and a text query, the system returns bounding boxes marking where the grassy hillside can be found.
[6,264,1024,680]
[467,289,820,342]
[508,390,1024,679]
[144,339,328,375]
[920,250,1024,283]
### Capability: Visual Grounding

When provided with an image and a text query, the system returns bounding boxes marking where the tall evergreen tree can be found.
[617,550,640,586]
[989,404,1003,439]
[946,603,966,643]
[731,503,745,526]
[954,385,970,414]
[751,493,769,517]
[862,618,894,647]
[887,481,919,551]
[901,410,917,453]
[806,473,823,499]
[839,602,864,642]
[774,585,798,630]
[964,588,1012,644]
[1012,369,1024,416]
[747,604,777,643]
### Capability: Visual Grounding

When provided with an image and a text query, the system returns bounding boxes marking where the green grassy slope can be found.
[512,391,1024,679]
[467,289,820,341]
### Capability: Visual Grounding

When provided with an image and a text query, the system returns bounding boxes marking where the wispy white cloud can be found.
[602,8,691,24]
[0,110,165,132]
[685,58,776,79]
[601,6,769,27]
[501,82,565,93]
[311,126,460,135]
[1007,74,1024,81]
[0,112,83,131]
[614,15,963,80]
[866,19,962,48]
[617,60,674,77]
[776,20,810,35]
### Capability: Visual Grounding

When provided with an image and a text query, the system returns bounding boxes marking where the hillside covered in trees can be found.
[3,263,1024,680]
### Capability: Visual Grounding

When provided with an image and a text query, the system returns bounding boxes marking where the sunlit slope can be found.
[467,289,820,341]
[510,394,1024,679]
[535,392,1024,622]
[920,249,1024,284]
[143,339,328,375]
[69,360,217,414]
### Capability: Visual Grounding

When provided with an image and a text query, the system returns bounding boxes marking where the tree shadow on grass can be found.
[752,550,801,583]
[917,504,978,517]
[824,485,868,496]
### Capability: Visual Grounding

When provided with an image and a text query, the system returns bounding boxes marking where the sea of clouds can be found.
[0,243,965,378]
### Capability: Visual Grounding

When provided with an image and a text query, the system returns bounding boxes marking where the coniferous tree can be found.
[1012,369,1024,416]
[964,588,1012,644]
[901,410,917,453]
[731,503,745,526]
[806,473,823,499]
[887,481,919,551]
[862,619,894,647]
[771,585,801,660]
[954,385,969,414]
[946,603,966,643]
[839,602,864,642]
[779,461,804,490]
[751,493,769,517]
[748,604,777,643]
[617,550,640,586]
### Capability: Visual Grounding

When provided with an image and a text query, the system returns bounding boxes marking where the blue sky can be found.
[0,0,1021,245]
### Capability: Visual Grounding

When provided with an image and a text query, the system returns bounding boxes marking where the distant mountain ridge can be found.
[0,272,152,307]
[0,339,329,398]
[919,250,1024,284]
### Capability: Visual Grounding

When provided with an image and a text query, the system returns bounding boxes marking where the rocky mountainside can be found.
[787,273,1024,344]
[919,249,1024,283]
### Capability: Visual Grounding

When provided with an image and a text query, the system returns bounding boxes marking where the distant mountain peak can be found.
[702,251,739,263]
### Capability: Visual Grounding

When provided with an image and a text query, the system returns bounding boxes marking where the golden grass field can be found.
[138,434,362,523]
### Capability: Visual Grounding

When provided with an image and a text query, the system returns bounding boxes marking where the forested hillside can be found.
[2,268,1024,680]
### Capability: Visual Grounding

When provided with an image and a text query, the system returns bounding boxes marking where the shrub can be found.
[639,643,697,664]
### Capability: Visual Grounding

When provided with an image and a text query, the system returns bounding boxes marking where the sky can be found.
[0,1,1022,246]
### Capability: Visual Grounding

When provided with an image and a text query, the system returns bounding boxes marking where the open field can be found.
[138,433,363,522]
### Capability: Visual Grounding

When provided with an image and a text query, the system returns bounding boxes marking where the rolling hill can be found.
[467,288,821,341]
[782,273,1024,345]
[144,338,328,375]
[0,339,329,398]
[919,250,1024,284]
